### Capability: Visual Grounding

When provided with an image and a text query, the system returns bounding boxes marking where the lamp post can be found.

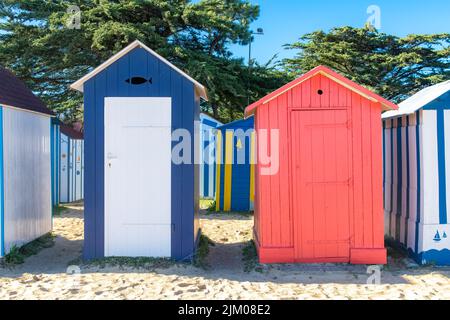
[248,28,264,106]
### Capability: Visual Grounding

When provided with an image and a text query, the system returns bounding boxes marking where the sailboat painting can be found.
[434,231,442,242]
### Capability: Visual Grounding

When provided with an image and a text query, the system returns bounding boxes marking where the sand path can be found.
[1,205,450,300]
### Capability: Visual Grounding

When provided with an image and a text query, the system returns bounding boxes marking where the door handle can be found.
[107,153,118,160]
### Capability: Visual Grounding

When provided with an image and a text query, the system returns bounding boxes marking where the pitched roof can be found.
[0,66,54,116]
[60,124,84,140]
[200,112,222,125]
[70,40,208,100]
[217,116,254,130]
[245,65,398,117]
[382,80,450,119]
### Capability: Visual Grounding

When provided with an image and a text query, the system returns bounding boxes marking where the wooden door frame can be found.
[288,108,352,263]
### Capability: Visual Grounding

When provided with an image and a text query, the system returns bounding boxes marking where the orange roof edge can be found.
[244,65,398,118]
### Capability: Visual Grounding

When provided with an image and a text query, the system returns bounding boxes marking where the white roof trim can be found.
[382,80,450,119]
[0,103,55,118]
[70,40,207,100]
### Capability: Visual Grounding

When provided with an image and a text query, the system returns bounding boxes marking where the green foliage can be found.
[2,233,55,266]
[283,26,450,103]
[0,0,288,124]
[199,199,215,210]
[207,200,216,212]
[53,205,69,216]
[242,240,261,272]
[86,256,175,269]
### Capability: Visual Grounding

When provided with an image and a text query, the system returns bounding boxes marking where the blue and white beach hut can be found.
[59,124,84,203]
[382,81,450,265]
[71,41,207,260]
[0,67,54,258]
[199,113,222,199]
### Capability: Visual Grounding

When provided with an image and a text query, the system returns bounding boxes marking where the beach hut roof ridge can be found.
[382,80,450,119]
[245,65,398,117]
[70,40,207,100]
[0,66,54,116]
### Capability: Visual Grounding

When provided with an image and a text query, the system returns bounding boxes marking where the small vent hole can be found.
[317,89,324,95]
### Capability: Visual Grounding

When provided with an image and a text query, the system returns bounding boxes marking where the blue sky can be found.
[230,0,450,64]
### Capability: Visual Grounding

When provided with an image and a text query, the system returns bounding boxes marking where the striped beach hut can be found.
[0,66,54,258]
[199,113,222,199]
[382,81,450,265]
[59,124,84,203]
[215,117,255,212]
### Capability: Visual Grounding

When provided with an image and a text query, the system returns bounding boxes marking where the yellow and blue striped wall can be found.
[215,117,255,212]
[382,87,450,265]
[200,113,222,199]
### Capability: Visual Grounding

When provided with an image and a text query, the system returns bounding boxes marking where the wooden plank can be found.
[215,131,222,211]
[320,75,331,108]
[301,78,311,108]
[278,94,292,247]
[268,99,281,245]
[223,131,233,212]
[323,109,338,257]
[361,97,374,248]
[298,111,315,258]
[351,92,364,248]
[311,75,321,107]
[335,109,351,257]
[371,102,384,247]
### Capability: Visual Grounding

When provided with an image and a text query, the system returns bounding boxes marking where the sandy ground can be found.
[0,204,450,300]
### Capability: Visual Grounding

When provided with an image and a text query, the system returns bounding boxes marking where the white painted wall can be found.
[421,110,440,225]
[3,108,52,253]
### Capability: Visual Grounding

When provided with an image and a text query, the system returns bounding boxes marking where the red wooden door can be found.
[291,110,351,262]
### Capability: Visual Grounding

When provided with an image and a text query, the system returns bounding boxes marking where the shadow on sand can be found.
[1,210,449,286]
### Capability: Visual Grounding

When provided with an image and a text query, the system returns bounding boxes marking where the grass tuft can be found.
[193,235,214,269]
[1,233,55,266]
[242,240,262,272]
[53,205,69,216]
[87,256,175,269]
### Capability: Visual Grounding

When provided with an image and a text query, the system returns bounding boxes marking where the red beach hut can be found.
[245,66,397,264]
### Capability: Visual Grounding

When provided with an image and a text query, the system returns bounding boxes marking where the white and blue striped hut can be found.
[199,113,222,199]
[382,81,450,265]
[59,124,84,203]
[0,67,54,258]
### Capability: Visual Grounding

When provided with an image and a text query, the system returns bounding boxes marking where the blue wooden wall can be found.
[200,114,222,199]
[83,47,200,261]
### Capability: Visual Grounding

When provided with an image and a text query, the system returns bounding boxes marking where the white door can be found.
[104,97,172,257]
[74,140,82,201]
